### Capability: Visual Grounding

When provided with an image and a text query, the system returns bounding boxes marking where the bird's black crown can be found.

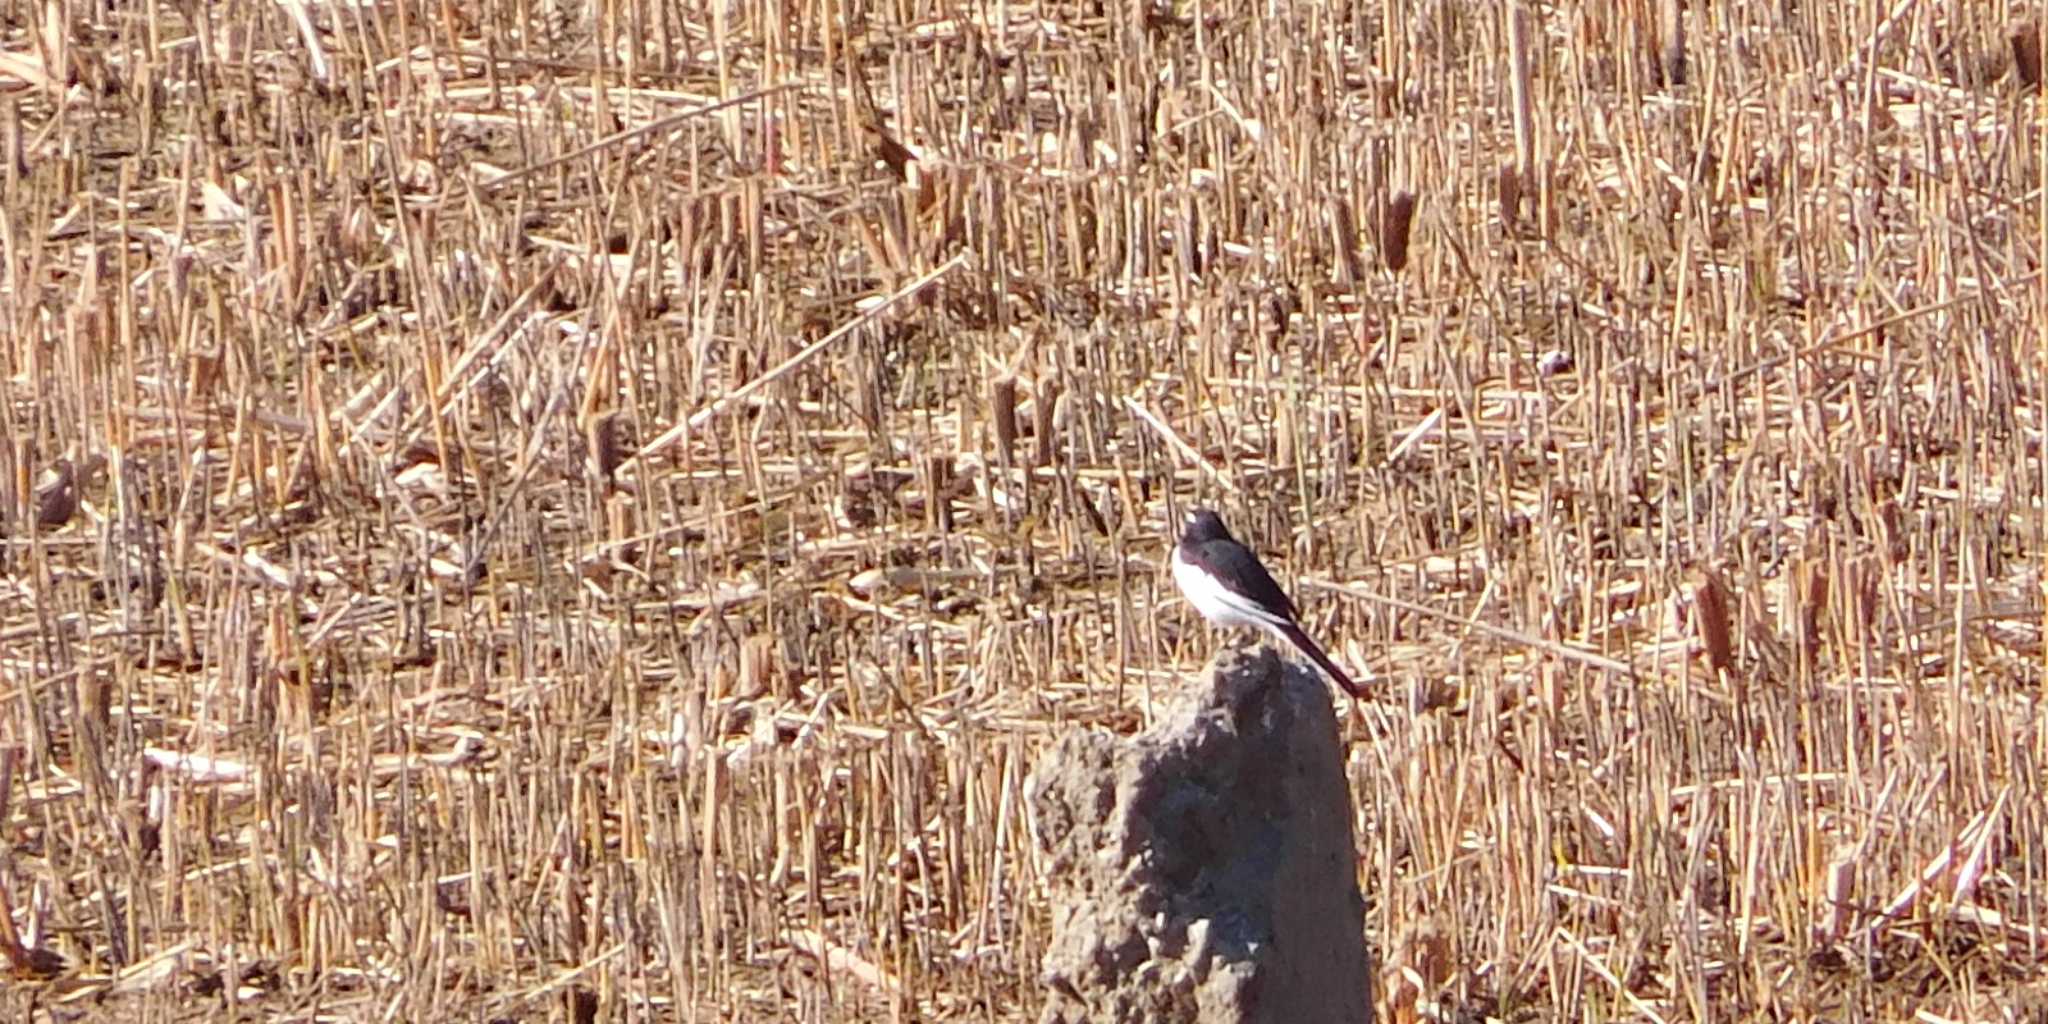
[1180,508,1233,546]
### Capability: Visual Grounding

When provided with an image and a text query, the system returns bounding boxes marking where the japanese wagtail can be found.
[1171,508,1361,697]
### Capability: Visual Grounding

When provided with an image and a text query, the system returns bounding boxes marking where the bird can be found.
[1171,508,1362,697]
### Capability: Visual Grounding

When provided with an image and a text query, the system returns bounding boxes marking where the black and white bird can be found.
[1171,508,1361,697]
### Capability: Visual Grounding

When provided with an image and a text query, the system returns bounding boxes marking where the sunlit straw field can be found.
[0,0,2044,1020]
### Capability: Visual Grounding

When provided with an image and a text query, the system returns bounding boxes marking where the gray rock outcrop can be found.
[1026,645,1372,1023]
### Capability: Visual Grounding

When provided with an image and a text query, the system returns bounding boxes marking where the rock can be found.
[1026,645,1372,1024]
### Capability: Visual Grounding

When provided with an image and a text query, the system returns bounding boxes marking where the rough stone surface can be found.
[1026,645,1372,1024]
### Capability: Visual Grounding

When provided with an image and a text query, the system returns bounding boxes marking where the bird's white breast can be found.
[1172,547,1278,632]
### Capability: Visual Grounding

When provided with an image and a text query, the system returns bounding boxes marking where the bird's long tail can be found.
[1275,622,1362,697]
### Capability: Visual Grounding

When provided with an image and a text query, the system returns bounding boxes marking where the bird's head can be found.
[1179,508,1232,546]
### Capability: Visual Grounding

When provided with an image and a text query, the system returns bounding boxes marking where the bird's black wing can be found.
[1198,540,1300,622]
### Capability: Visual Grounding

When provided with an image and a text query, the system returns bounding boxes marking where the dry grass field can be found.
[0,0,2044,1020]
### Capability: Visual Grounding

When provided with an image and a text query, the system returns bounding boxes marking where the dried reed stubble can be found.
[32,458,81,529]
[0,0,2040,1018]
[1507,5,1537,181]
[991,376,1019,462]
[584,410,624,485]
[1329,195,1365,285]
[1380,191,1416,274]
[1033,378,1061,468]
[1690,567,1735,679]
[1498,162,1523,233]
[2013,16,2043,88]
[1659,0,1687,87]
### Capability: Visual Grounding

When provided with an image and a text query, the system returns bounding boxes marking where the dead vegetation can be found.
[0,0,2043,1020]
